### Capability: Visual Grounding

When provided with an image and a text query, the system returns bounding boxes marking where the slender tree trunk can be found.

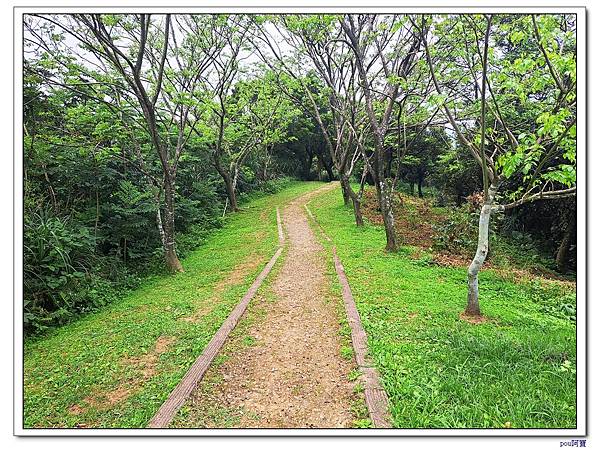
[341,175,364,227]
[556,211,576,273]
[349,189,364,227]
[417,176,424,198]
[466,15,494,315]
[224,175,238,212]
[375,178,398,252]
[316,156,323,181]
[162,177,184,272]
[340,176,351,206]
[317,152,334,182]
[325,161,335,182]
[304,148,314,180]
[465,184,498,316]
[410,182,414,196]
[214,155,239,212]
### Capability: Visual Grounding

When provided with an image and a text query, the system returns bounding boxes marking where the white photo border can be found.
[13,2,587,437]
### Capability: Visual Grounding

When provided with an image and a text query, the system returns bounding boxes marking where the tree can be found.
[421,14,576,315]
[397,128,446,197]
[26,13,218,271]
[252,16,367,226]
[341,14,422,250]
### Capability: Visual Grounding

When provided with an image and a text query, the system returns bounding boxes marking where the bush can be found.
[432,207,480,255]
[23,210,140,334]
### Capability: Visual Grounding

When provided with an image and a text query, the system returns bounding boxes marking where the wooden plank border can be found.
[276,206,285,245]
[305,203,392,428]
[147,208,285,428]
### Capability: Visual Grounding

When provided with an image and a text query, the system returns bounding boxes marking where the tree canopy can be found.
[23,13,576,331]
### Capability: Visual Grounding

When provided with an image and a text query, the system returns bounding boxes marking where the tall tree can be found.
[341,14,422,250]
[421,14,576,315]
[26,14,218,271]
[252,15,368,226]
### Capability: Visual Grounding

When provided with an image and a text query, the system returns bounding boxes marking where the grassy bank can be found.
[308,186,576,429]
[23,181,324,428]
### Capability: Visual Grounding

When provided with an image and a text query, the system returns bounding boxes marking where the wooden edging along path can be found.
[276,206,285,245]
[147,208,286,428]
[305,202,392,429]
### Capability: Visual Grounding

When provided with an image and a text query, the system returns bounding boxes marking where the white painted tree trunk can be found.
[465,184,498,315]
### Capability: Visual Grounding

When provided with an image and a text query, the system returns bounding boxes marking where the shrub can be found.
[432,207,480,255]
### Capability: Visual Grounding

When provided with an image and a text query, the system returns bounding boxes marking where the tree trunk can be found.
[465,184,497,316]
[325,163,335,182]
[340,176,351,206]
[162,177,184,273]
[556,211,576,273]
[304,148,314,180]
[375,179,398,252]
[316,156,323,181]
[317,152,335,182]
[213,150,239,212]
[341,175,364,227]
[410,182,415,195]
[349,190,364,227]
[215,164,238,212]
[224,175,238,212]
[417,177,424,198]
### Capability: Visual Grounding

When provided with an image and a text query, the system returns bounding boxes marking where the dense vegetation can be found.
[24,13,576,335]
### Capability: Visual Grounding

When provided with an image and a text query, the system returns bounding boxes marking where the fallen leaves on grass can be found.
[362,190,444,248]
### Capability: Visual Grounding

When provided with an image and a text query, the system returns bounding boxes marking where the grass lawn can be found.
[308,186,577,429]
[23,181,324,428]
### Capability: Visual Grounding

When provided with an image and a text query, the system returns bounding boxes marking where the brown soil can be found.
[362,190,443,248]
[68,404,85,415]
[181,183,355,428]
[363,188,574,285]
[459,312,490,325]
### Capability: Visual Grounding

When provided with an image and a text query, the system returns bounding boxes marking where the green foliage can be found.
[23,45,307,334]
[432,207,480,255]
[23,210,139,333]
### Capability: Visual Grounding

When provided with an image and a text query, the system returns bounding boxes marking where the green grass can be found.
[23,181,324,428]
[308,186,576,429]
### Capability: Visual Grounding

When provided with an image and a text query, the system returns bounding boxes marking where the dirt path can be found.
[177,183,356,428]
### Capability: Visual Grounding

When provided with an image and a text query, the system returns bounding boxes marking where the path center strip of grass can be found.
[309,186,576,429]
[23,181,324,429]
